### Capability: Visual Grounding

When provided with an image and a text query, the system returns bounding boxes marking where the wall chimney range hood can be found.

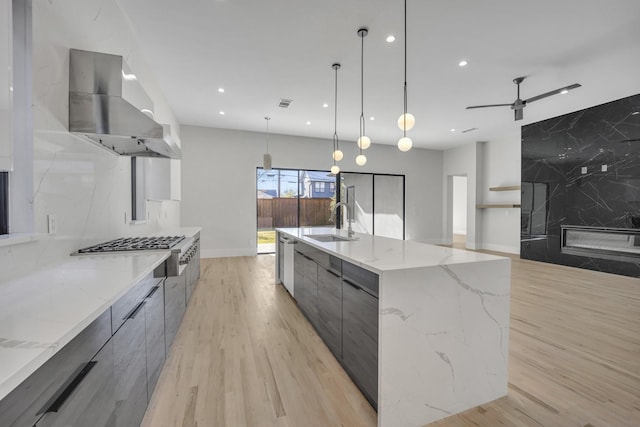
[68,49,181,159]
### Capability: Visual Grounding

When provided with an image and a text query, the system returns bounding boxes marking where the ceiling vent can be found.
[278,98,293,108]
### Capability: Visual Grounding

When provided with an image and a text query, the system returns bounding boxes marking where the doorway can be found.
[452,176,467,249]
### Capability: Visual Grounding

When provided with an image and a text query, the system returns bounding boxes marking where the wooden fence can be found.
[258,198,334,229]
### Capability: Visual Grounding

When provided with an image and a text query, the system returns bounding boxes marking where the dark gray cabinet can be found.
[144,284,165,400]
[164,272,186,354]
[342,276,379,408]
[0,311,112,427]
[291,240,379,409]
[316,263,342,358]
[113,295,148,427]
[36,339,116,427]
[293,249,318,329]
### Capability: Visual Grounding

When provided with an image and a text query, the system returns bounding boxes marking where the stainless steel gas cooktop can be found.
[77,236,185,253]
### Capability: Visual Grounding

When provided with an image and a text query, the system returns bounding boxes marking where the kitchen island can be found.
[276,227,511,427]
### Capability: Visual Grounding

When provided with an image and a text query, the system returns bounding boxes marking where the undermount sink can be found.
[305,234,356,242]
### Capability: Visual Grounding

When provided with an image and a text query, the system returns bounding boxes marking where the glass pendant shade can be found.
[331,164,340,175]
[397,136,413,152]
[355,154,367,166]
[357,135,371,149]
[397,113,415,131]
[332,149,343,161]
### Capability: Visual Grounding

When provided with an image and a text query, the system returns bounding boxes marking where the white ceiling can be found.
[117,0,640,150]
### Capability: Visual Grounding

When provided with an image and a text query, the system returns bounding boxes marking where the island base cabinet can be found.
[294,251,318,329]
[316,266,343,358]
[342,279,379,409]
[113,304,148,427]
[36,339,116,427]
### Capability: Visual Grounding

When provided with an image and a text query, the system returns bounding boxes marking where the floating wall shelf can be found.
[476,204,521,209]
[489,185,521,192]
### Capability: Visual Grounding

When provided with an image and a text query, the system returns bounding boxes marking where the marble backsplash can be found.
[1,0,180,281]
[521,93,640,277]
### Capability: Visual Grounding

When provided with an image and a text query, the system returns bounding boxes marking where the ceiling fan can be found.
[466,77,582,121]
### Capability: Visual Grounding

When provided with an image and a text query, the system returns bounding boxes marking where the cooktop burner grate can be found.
[77,236,185,253]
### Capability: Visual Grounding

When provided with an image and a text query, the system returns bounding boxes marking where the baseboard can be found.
[481,243,520,255]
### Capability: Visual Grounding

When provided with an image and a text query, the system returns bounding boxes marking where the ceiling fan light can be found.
[398,136,412,152]
[332,149,343,161]
[331,164,340,175]
[397,113,415,131]
[355,154,367,166]
[357,135,371,149]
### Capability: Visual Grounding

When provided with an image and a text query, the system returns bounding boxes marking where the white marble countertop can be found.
[277,227,505,273]
[0,226,201,402]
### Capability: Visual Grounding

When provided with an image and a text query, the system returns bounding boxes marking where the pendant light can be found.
[356,27,369,167]
[330,63,342,175]
[397,0,413,152]
[263,117,272,170]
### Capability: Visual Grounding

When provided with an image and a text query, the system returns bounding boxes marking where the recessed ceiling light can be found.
[450,128,456,132]
[218,88,225,93]
[458,60,468,67]
[386,35,396,43]
[306,121,311,125]
[560,89,569,94]
[219,111,225,115]
[369,116,375,121]
[322,103,329,108]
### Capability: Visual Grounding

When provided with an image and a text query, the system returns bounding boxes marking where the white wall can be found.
[0,0,180,278]
[181,126,443,258]
[480,131,521,253]
[452,176,467,235]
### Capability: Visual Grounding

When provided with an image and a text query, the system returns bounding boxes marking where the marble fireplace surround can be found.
[521,93,640,277]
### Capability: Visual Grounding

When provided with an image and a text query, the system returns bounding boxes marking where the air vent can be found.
[278,98,293,108]
[462,127,478,133]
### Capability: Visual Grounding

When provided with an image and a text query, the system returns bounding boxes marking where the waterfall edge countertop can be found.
[0,227,201,402]
[277,227,511,427]
[276,226,506,273]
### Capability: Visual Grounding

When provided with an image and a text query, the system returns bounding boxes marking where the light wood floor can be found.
[142,253,640,427]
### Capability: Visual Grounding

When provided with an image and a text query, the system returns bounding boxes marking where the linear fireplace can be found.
[561,225,640,263]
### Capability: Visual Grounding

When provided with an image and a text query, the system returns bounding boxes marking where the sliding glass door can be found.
[257,168,337,253]
[340,172,405,240]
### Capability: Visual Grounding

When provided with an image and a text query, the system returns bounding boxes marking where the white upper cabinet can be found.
[0,0,12,171]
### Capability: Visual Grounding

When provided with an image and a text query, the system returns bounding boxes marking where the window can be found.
[131,157,146,221]
[314,181,325,193]
[330,182,335,192]
[0,172,7,235]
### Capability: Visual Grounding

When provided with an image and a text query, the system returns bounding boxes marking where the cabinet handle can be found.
[342,278,362,290]
[327,270,340,278]
[125,300,146,320]
[37,361,98,415]
[145,285,160,299]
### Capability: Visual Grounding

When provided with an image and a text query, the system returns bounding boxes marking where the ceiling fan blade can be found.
[466,103,512,109]
[525,83,582,103]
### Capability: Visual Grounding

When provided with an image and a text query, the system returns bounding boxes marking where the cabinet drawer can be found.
[342,261,378,297]
[0,310,111,427]
[111,273,161,334]
[35,339,115,427]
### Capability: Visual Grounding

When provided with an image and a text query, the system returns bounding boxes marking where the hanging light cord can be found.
[359,30,365,153]
[265,117,270,153]
[333,66,339,157]
[403,0,408,138]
